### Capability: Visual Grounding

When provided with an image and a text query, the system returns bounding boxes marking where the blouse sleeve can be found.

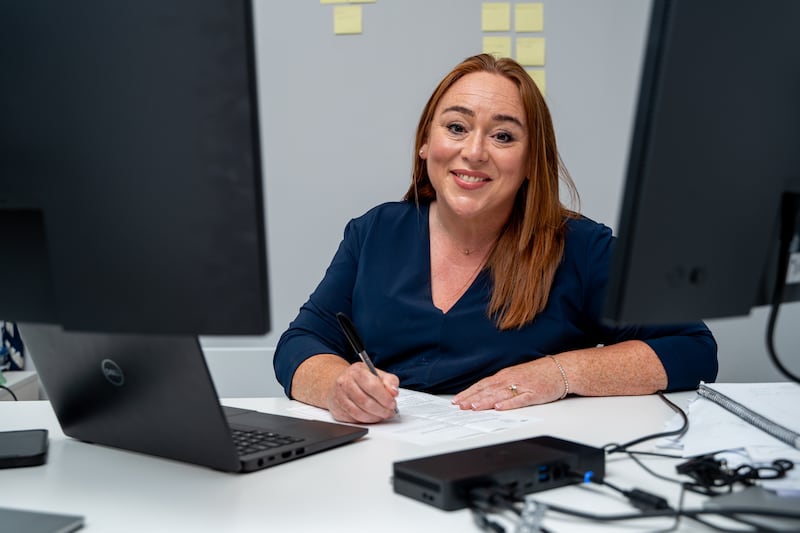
[273,218,363,397]
[582,222,719,391]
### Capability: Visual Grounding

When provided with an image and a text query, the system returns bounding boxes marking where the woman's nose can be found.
[462,134,488,163]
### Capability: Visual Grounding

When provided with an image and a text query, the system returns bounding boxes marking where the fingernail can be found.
[471,402,479,410]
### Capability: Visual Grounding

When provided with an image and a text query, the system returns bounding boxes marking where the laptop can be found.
[18,323,367,473]
[0,506,83,533]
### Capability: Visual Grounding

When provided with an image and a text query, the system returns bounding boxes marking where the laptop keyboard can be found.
[231,428,305,456]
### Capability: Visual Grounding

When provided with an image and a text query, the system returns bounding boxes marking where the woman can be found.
[274,54,717,424]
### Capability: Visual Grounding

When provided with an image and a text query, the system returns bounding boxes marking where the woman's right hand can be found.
[327,362,399,424]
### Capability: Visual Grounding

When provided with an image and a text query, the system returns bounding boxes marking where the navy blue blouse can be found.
[274,201,718,397]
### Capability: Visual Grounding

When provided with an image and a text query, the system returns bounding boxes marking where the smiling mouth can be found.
[454,172,490,184]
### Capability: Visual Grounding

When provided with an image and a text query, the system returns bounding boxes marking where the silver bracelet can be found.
[548,355,569,400]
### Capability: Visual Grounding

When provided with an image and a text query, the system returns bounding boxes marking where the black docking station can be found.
[392,435,605,510]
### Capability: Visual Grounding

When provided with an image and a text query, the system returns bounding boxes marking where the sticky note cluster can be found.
[481,2,546,95]
[321,0,377,35]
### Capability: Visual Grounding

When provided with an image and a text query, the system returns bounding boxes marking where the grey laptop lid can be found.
[19,323,367,473]
[0,506,83,533]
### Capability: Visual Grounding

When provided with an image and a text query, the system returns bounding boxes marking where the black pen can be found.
[336,312,399,414]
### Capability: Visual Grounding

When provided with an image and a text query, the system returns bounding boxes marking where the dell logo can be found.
[101,359,125,387]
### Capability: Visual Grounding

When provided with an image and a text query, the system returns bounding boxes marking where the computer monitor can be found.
[603,0,800,381]
[0,0,270,336]
[604,0,800,324]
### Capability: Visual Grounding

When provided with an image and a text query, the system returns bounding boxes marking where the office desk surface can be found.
[0,393,738,532]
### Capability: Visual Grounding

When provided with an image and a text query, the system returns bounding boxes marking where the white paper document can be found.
[661,382,800,495]
[286,388,539,445]
[680,382,800,457]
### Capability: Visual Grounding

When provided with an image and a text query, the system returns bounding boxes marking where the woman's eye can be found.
[494,131,515,143]
[446,123,467,134]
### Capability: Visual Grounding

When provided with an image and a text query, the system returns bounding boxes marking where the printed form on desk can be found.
[662,382,800,496]
[286,388,538,445]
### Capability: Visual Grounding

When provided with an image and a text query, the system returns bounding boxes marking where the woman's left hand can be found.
[451,356,566,411]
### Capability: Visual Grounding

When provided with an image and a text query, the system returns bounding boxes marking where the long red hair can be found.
[403,54,579,329]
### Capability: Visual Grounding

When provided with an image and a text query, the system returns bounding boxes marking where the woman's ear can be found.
[419,144,428,159]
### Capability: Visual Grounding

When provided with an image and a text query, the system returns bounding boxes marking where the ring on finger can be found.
[509,384,519,397]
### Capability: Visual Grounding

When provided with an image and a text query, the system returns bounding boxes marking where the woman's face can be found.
[421,71,529,225]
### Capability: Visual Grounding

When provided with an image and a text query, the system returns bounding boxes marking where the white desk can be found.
[0,393,784,532]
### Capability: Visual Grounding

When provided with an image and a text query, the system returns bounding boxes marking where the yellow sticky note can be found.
[320,0,346,4]
[483,36,512,59]
[516,3,544,32]
[526,69,546,96]
[482,3,511,32]
[517,37,545,66]
[334,5,362,35]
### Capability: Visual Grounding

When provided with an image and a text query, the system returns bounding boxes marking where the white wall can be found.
[203,0,799,398]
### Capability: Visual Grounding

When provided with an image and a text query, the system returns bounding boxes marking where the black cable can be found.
[765,192,800,384]
[469,486,556,533]
[470,506,506,533]
[723,513,787,533]
[535,500,674,521]
[576,469,671,512]
[0,383,18,401]
[604,391,688,454]
[625,451,727,501]
[671,485,779,533]
[469,390,795,532]
[675,454,795,497]
[535,500,800,531]
[766,301,800,383]
[537,455,795,531]
[625,449,684,459]
[682,513,767,533]
[471,467,800,532]
[658,483,688,533]
[684,509,794,533]
[469,487,514,533]
[598,449,685,489]
[628,451,688,486]
[627,446,796,502]
[616,448,718,498]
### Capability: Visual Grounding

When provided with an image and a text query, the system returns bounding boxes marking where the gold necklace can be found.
[445,236,498,305]
[455,255,488,294]
[430,204,498,304]
[433,212,496,257]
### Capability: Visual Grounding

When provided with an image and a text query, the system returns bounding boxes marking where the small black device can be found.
[392,435,604,510]
[0,429,48,468]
